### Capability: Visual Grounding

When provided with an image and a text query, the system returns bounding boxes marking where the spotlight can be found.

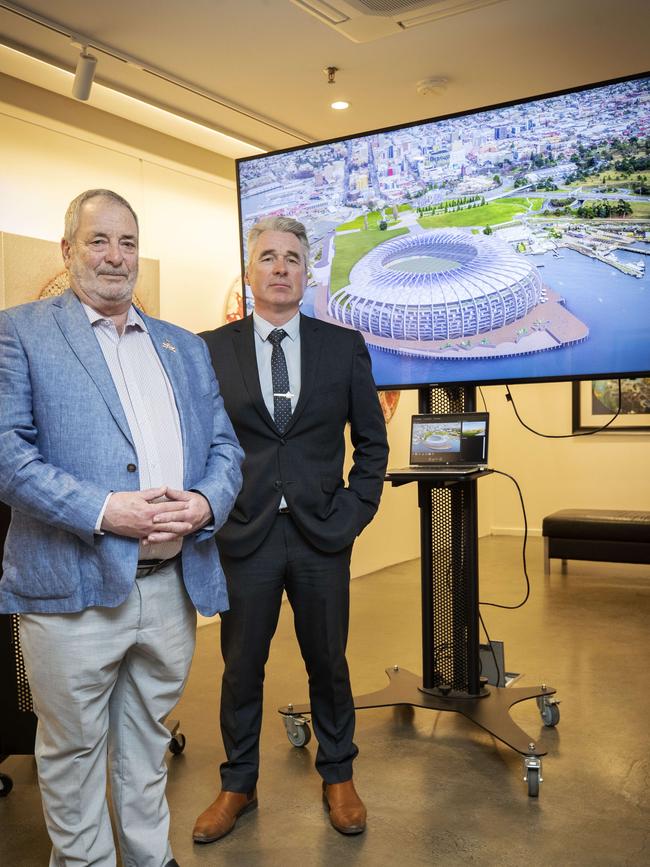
[72,48,97,101]
[331,101,350,110]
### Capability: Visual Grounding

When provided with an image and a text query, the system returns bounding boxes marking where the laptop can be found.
[388,411,490,476]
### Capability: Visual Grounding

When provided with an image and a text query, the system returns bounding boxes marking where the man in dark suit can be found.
[193,216,389,842]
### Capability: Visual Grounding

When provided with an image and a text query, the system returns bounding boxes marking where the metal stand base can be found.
[279,666,556,757]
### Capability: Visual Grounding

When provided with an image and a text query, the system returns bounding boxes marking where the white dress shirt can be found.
[84,303,184,560]
[253,310,301,509]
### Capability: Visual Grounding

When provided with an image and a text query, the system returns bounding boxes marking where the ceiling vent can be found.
[290,0,506,42]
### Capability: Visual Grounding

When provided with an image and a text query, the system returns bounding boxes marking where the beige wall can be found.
[0,80,241,333]
[481,381,650,535]
[351,389,421,577]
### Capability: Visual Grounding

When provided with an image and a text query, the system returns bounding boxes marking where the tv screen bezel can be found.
[235,70,650,392]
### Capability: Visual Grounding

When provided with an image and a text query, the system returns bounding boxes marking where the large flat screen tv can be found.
[236,72,650,390]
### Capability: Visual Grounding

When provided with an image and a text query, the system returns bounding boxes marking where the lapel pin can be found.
[162,339,177,352]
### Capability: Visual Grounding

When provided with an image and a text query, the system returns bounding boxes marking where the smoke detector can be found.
[416,76,448,96]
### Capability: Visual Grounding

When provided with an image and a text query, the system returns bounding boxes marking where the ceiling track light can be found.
[0,1,311,143]
[72,45,97,101]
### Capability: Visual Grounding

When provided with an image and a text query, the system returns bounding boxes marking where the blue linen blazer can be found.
[0,289,243,616]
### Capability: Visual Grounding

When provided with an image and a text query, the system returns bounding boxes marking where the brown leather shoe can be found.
[322,780,367,835]
[192,789,258,843]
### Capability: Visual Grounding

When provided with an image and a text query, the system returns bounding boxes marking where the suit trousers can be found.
[19,561,196,867]
[219,513,357,792]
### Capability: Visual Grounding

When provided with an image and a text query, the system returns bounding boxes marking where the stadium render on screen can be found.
[237,72,650,389]
[411,416,488,465]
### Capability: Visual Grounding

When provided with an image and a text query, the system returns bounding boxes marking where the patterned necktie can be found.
[268,328,292,432]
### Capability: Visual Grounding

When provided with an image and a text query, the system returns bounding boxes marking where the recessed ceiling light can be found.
[331,100,350,110]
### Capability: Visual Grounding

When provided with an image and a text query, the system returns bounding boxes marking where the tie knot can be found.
[268,329,288,347]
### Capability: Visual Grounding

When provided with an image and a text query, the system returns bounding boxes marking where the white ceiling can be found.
[0,0,648,157]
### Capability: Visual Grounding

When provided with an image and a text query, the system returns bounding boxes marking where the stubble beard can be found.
[70,261,138,309]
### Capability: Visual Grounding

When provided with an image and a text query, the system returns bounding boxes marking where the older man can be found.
[0,189,243,867]
[193,216,389,842]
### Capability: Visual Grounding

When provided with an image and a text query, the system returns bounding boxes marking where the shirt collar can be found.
[253,310,300,343]
[81,301,147,333]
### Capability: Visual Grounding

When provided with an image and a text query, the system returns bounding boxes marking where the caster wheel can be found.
[536,695,560,727]
[541,703,560,727]
[169,732,186,755]
[0,773,14,797]
[527,767,540,798]
[283,715,312,748]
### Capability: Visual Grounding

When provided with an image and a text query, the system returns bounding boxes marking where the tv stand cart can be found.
[279,385,558,797]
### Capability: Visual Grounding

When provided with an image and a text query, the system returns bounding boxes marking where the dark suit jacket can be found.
[200,313,389,557]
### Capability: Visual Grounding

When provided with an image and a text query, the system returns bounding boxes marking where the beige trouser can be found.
[20,561,195,867]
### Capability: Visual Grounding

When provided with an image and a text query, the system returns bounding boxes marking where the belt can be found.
[136,553,181,578]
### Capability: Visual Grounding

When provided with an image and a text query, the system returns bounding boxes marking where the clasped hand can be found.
[101,486,212,545]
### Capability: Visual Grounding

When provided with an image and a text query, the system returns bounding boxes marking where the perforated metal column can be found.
[419,386,482,696]
[1,502,38,758]
[0,613,37,758]
[420,385,471,416]
[10,615,33,714]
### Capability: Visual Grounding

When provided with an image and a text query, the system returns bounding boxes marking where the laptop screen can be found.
[410,412,489,467]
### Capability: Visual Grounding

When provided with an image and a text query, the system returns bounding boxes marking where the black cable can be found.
[476,382,622,669]
[480,468,530,610]
[504,380,622,437]
[478,610,502,687]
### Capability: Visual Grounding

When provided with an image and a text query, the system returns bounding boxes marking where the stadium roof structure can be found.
[327,228,544,344]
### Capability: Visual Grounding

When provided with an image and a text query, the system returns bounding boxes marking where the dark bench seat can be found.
[542,509,650,574]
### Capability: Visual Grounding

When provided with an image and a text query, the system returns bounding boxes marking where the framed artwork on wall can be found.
[572,378,650,433]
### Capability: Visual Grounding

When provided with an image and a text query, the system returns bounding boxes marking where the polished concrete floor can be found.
[2,536,649,866]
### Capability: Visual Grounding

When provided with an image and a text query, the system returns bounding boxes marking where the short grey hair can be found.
[63,189,139,242]
[247,216,309,271]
